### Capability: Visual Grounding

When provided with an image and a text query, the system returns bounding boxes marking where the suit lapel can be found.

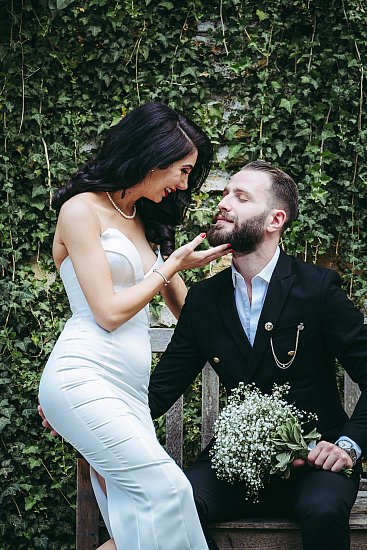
[215,268,253,361]
[246,250,296,381]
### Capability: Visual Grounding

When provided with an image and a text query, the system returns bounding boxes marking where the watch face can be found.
[338,440,352,450]
[337,441,357,465]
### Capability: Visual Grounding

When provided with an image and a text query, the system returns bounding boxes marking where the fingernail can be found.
[226,243,232,248]
[200,233,206,238]
[229,249,234,253]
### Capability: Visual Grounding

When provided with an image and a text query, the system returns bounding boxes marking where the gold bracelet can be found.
[152,268,170,286]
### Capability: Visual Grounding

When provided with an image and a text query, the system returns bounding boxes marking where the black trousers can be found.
[185,446,360,550]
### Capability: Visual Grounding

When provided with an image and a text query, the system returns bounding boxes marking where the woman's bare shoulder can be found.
[58,193,102,226]
[56,194,104,246]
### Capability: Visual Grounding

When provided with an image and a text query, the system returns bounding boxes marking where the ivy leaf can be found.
[321,129,336,140]
[32,201,46,211]
[32,184,46,198]
[280,98,292,113]
[159,1,174,9]
[29,457,42,469]
[181,67,197,77]
[295,127,311,137]
[25,492,43,511]
[0,417,11,433]
[53,0,74,10]
[58,0,72,7]
[275,142,286,157]
[256,10,269,21]
[89,26,102,37]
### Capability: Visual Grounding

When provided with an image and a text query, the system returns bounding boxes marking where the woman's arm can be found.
[160,273,187,320]
[57,198,229,332]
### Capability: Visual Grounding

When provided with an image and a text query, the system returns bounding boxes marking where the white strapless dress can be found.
[39,228,208,550]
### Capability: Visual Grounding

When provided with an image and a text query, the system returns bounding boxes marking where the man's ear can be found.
[267,209,286,233]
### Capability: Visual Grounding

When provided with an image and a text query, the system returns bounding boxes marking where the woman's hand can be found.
[38,403,59,437]
[159,234,231,320]
[168,233,231,272]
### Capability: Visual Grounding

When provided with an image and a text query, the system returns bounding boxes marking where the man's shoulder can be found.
[188,266,232,294]
[289,253,340,277]
[284,252,341,289]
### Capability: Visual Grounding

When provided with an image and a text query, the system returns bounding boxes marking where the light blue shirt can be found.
[231,246,361,460]
[231,247,280,346]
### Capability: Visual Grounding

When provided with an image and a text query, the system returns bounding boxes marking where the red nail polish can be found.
[226,243,232,248]
[201,233,206,238]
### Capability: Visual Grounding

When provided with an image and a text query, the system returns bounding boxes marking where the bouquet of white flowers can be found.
[210,382,351,502]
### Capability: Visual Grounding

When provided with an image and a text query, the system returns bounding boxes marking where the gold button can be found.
[288,350,295,356]
[265,322,273,332]
[213,356,220,364]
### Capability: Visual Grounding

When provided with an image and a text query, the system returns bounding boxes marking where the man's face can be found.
[207,170,273,254]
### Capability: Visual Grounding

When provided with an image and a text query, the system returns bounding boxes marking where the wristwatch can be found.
[336,440,357,466]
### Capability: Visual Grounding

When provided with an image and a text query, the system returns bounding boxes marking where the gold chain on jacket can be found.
[270,322,304,369]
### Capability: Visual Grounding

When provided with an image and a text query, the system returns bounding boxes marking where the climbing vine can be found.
[0,0,366,547]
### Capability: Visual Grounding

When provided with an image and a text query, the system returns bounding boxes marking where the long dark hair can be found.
[52,102,213,255]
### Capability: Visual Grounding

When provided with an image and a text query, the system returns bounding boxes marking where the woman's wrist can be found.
[160,254,182,278]
[152,268,170,286]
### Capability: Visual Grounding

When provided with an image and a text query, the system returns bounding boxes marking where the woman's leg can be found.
[45,377,207,550]
[97,540,116,550]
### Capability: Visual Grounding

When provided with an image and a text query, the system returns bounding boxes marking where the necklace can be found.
[106,191,136,219]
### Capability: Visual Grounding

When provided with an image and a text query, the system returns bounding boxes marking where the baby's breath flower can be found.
[210,383,320,502]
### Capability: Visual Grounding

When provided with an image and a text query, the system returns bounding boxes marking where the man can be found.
[148,160,367,550]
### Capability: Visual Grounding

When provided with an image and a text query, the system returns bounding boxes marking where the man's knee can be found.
[298,495,350,531]
[298,501,351,550]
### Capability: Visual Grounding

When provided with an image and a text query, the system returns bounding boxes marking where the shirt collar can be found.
[231,246,280,286]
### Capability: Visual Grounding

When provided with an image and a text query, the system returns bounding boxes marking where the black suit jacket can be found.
[149,250,367,456]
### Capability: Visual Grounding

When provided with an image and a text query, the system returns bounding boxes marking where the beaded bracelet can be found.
[152,268,171,286]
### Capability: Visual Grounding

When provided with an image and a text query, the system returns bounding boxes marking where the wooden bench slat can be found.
[150,327,174,352]
[350,491,367,518]
[209,492,367,549]
[201,363,219,450]
[208,532,367,550]
[210,518,299,530]
[76,457,99,549]
[209,528,302,550]
[166,396,183,467]
[344,373,361,417]
[209,492,367,529]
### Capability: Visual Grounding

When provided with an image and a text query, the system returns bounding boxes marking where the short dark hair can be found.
[52,102,213,255]
[241,160,298,232]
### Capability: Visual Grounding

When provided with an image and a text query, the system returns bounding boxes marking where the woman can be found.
[38,102,230,550]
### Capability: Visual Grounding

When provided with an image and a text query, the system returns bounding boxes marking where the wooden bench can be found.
[76,327,367,549]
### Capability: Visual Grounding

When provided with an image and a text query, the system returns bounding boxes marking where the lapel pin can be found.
[264,322,273,332]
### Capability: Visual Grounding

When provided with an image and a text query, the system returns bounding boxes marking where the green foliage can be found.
[1,0,366,546]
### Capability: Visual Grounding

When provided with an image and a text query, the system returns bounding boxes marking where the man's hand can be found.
[38,404,59,437]
[292,440,353,472]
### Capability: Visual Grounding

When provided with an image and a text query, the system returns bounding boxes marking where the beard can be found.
[207,210,269,254]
